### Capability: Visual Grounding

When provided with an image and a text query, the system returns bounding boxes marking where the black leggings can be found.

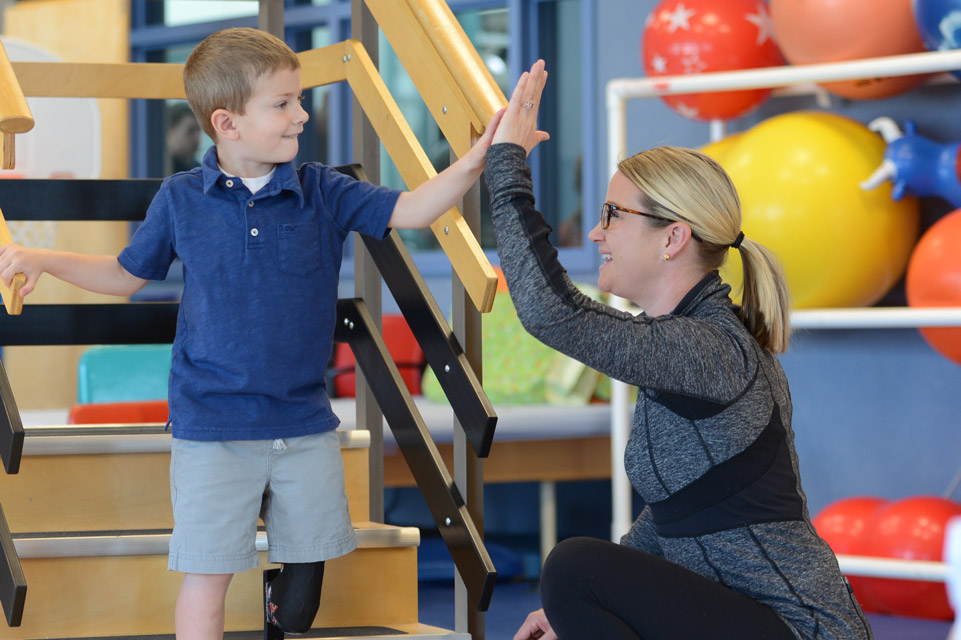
[540,537,797,640]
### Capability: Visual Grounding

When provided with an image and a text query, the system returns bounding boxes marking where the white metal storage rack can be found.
[604,49,961,593]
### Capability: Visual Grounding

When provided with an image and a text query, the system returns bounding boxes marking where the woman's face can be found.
[588,171,666,306]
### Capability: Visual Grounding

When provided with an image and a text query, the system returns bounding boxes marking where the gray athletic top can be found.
[485,143,872,640]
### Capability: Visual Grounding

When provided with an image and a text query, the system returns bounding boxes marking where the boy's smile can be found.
[218,66,309,178]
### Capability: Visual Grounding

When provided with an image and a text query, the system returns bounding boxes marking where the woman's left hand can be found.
[492,59,550,156]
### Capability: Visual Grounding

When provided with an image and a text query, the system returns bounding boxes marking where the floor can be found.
[419,579,956,640]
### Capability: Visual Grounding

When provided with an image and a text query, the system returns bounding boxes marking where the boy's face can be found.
[226,67,308,176]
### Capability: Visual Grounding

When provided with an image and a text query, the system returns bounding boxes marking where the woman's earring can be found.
[662,253,671,261]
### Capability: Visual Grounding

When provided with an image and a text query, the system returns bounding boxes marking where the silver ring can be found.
[521,102,535,109]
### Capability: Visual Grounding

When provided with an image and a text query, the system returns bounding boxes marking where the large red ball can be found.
[813,497,889,613]
[770,0,931,99]
[861,496,961,619]
[906,208,961,367]
[641,0,785,121]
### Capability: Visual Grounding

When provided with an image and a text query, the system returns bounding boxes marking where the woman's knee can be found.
[541,537,604,604]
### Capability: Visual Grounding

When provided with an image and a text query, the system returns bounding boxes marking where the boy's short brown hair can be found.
[184,27,301,140]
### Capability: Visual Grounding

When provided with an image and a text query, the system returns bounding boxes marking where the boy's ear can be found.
[210,109,239,141]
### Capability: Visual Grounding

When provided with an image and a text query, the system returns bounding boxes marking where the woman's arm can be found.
[484,64,755,398]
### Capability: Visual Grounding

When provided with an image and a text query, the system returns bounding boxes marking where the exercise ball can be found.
[770,0,931,99]
[813,496,889,613]
[706,112,920,308]
[642,0,784,120]
[914,0,961,81]
[861,496,961,619]
[906,208,961,366]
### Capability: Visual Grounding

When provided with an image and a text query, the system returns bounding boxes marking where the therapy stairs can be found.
[0,0,505,637]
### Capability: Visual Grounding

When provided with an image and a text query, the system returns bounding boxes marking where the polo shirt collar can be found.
[200,146,305,207]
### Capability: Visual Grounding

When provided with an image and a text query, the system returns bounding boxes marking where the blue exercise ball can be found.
[914,0,961,80]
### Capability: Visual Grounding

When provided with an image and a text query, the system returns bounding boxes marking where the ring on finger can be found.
[521,102,535,109]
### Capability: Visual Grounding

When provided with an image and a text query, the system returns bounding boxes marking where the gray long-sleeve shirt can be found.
[485,143,872,640]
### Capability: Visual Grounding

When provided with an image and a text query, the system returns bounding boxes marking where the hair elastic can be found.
[731,231,745,249]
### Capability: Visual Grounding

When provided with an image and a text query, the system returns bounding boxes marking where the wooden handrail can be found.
[0,40,34,171]
[340,40,497,312]
[403,0,505,123]
[364,0,507,159]
[10,61,184,99]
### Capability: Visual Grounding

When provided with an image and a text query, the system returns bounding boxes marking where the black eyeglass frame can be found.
[600,202,702,242]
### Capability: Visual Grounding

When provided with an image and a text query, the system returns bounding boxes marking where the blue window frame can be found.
[128,0,599,279]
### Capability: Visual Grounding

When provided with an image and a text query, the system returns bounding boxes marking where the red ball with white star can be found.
[642,0,785,120]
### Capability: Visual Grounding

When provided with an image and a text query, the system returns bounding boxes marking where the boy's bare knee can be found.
[181,572,233,596]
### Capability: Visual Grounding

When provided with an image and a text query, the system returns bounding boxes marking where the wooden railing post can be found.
[352,0,386,524]
[452,143,486,637]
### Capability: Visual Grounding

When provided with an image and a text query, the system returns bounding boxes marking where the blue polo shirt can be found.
[118,146,400,441]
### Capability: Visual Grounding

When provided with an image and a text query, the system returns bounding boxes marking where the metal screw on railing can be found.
[442,105,448,114]
[444,226,449,235]
[444,364,450,373]
[445,517,452,526]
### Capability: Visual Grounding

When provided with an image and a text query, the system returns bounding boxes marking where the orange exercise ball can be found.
[860,496,961,619]
[813,496,889,613]
[770,0,931,99]
[906,208,961,366]
[705,111,920,308]
[642,0,784,120]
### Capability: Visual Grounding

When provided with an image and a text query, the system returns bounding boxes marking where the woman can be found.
[488,61,873,640]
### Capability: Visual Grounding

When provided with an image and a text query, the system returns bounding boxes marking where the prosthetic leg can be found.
[264,561,326,638]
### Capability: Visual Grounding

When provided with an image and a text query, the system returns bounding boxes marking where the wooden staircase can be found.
[0,424,466,639]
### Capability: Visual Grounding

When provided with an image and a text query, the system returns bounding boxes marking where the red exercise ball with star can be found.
[642,0,785,121]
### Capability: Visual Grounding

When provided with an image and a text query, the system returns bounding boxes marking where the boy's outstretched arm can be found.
[0,245,148,298]
[388,109,508,230]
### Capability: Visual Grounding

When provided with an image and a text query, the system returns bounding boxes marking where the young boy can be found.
[0,27,503,640]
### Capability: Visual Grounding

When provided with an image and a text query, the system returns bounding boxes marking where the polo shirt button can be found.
[248,201,254,207]
[225,179,234,187]
[250,228,259,237]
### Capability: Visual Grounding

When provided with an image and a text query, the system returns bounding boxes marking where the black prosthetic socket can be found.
[265,561,326,634]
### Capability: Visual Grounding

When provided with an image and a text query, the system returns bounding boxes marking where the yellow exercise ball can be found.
[703,111,920,308]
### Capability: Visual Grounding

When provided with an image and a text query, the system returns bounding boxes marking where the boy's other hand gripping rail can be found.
[0,207,24,315]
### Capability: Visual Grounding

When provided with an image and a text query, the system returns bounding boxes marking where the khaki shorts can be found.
[168,431,357,574]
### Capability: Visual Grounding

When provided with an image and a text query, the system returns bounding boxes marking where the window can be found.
[129,0,597,276]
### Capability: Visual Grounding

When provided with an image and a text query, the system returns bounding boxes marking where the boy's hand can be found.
[0,244,44,297]
[493,60,550,156]
[513,609,557,640]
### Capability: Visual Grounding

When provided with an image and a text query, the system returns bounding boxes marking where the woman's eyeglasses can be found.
[600,202,673,229]
[600,202,703,242]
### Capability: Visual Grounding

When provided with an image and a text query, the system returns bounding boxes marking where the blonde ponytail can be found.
[736,239,792,354]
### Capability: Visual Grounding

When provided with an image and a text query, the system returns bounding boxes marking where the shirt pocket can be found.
[277,223,323,277]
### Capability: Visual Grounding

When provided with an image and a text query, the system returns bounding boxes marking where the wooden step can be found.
[0,522,418,639]
[0,426,371,532]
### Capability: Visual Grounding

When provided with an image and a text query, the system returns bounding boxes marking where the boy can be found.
[0,27,503,640]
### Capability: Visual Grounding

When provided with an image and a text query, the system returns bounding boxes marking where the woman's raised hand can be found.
[492,59,550,156]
